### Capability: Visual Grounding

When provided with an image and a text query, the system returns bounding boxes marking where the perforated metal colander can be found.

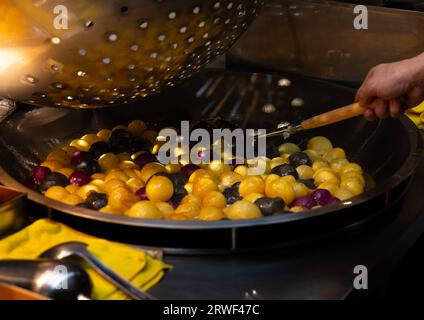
[0,0,262,108]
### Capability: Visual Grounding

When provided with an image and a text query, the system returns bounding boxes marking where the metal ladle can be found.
[0,259,92,300]
[39,241,157,300]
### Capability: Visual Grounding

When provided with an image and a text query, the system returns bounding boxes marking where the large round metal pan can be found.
[0,70,421,252]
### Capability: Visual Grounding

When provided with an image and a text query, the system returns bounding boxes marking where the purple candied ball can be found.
[167,199,179,209]
[311,189,333,206]
[70,151,92,166]
[322,196,341,206]
[180,164,201,178]
[135,187,149,200]
[69,171,90,186]
[134,153,157,169]
[290,194,317,209]
[32,166,51,184]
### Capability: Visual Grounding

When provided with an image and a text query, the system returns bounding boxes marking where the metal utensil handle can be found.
[300,102,366,130]
[78,250,157,300]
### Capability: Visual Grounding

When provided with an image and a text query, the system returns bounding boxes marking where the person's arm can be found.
[355,53,424,120]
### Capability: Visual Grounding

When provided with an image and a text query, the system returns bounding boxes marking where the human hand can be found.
[355,53,424,121]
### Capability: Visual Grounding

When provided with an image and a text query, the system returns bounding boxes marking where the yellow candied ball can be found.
[193,177,218,198]
[119,160,138,170]
[266,178,296,205]
[199,206,225,221]
[77,185,103,200]
[202,191,227,208]
[239,176,265,197]
[292,182,309,198]
[146,176,174,202]
[234,165,248,177]
[140,162,166,183]
[270,157,288,169]
[91,173,106,180]
[56,167,73,178]
[340,162,363,175]
[105,169,129,183]
[330,158,349,173]
[126,201,163,219]
[278,143,300,155]
[123,169,139,180]
[188,169,211,183]
[96,129,111,142]
[108,186,138,210]
[81,133,102,145]
[69,139,90,151]
[175,202,201,219]
[280,175,296,184]
[314,170,340,185]
[184,183,193,193]
[99,205,120,215]
[103,179,126,194]
[65,185,79,194]
[303,149,321,162]
[126,177,145,192]
[155,202,175,218]
[62,194,84,206]
[323,147,346,162]
[208,160,232,177]
[116,152,131,161]
[220,171,243,187]
[40,160,65,172]
[312,160,329,171]
[296,165,314,180]
[47,149,70,164]
[45,186,69,201]
[307,136,333,155]
[99,153,120,171]
[340,177,364,196]
[265,174,280,186]
[224,200,262,220]
[165,163,182,174]
[62,145,79,157]
[341,172,365,185]
[244,193,264,203]
[317,182,339,195]
[334,188,355,201]
[168,213,192,220]
[90,179,106,190]
[181,194,202,205]
[127,120,147,137]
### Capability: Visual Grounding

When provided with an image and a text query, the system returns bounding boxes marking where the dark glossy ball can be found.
[270,164,299,179]
[289,152,312,168]
[134,153,157,169]
[129,138,153,154]
[70,151,92,166]
[32,166,51,184]
[89,141,111,159]
[254,197,285,216]
[109,129,134,154]
[223,186,242,205]
[77,202,94,209]
[298,179,316,189]
[86,192,108,210]
[76,159,101,175]
[39,172,68,192]
[69,171,91,186]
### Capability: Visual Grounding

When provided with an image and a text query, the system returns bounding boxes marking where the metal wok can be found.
[0,70,421,253]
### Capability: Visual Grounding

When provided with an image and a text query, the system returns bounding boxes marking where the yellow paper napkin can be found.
[0,219,171,300]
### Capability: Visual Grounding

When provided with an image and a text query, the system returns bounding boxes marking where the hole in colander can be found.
[24,75,38,84]
[78,49,87,56]
[77,71,86,77]
[198,21,206,28]
[130,44,139,51]
[108,33,118,42]
[120,6,129,13]
[227,2,234,9]
[128,64,135,70]
[139,21,148,29]
[187,36,195,43]
[168,11,176,19]
[66,96,74,101]
[103,58,111,64]
[150,52,158,59]
[85,21,94,28]
[193,6,200,14]
[50,37,61,45]
[213,17,220,24]
[33,92,46,98]
[51,82,65,90]
[179,26,187,33]
[213,2,221,9]
[157,34,166,42]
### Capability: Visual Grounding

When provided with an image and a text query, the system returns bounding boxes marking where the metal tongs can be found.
[256,102,370,140]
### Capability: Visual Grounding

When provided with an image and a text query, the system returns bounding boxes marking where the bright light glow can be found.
[0,49,24,72]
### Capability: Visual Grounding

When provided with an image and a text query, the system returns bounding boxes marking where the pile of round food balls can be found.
[31,120,366,221]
